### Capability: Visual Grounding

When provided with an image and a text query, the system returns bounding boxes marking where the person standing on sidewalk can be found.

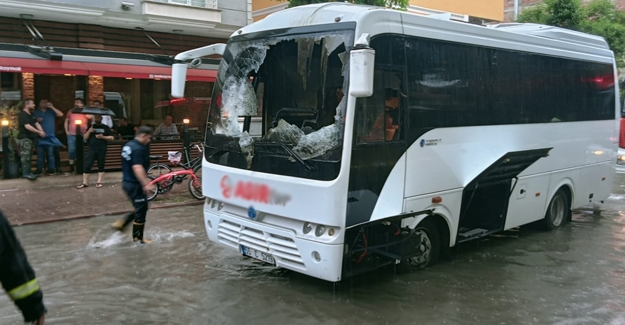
[111,126,155,244]
[18,99,46,180]
[0,210,46,325]
[64,98,88,174]
[77,114,114,189]
[34,100,63,176]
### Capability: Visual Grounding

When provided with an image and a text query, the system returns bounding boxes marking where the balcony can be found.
[142,0,221,27]
[149,0,218,10]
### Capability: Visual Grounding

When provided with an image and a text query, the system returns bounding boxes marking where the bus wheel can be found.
[399,219,440,272]
[542,188,569,231]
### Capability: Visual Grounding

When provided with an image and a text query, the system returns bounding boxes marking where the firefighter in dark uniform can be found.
[0,210,46,324]
[111,126,155,244]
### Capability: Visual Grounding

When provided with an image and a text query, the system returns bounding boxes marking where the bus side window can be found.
[356,72,404,143]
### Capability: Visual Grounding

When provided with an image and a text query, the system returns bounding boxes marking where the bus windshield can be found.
[204,30,353,181]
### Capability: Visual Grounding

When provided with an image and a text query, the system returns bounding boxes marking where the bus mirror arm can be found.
[171,43,226,98]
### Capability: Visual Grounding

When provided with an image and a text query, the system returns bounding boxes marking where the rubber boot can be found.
[21,163,37,180]
[132,222,152,244]
[111,212,136,232]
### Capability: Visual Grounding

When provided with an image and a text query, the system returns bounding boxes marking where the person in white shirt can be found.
[153,115,179,140]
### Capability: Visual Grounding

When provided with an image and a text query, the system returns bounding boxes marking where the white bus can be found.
[171,3,618,282]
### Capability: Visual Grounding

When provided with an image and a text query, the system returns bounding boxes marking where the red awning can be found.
[0,57,216,82]
[0,57,87,75]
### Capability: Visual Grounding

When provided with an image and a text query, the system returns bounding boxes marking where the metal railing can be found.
[151,0,218,9]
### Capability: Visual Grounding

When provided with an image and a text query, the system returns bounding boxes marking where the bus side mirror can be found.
[172,63,188,98]
[349,34,375,98]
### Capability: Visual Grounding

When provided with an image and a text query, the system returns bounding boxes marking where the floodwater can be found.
[2,177,625,325]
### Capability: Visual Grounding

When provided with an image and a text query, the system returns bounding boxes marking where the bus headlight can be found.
[315,225,326,237]
[618,155,625,165]
[303,222,313,234]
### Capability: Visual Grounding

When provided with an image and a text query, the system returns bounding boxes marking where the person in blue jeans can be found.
[63,98,88,173]
[34,100,63,176]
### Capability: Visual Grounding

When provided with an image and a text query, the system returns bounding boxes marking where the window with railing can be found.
[151,0,218,9]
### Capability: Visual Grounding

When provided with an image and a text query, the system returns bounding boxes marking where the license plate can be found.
[241,245,275,265]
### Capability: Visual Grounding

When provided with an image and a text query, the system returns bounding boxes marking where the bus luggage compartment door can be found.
[458,148,552,242]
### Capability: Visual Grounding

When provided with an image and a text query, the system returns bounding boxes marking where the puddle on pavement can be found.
[3,178,625,324]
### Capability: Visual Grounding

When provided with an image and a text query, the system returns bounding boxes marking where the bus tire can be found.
[542,188,569,231]
[398,219,440,273]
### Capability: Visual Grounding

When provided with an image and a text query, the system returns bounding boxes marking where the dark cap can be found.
[385,88,407,99]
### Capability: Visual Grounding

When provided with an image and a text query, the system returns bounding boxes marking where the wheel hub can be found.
[408,230,431,268]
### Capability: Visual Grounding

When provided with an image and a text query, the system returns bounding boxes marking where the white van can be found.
[75,91,128,120]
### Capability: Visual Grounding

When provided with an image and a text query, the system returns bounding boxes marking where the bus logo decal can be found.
[421,139,442,147]
[248,206,257,220]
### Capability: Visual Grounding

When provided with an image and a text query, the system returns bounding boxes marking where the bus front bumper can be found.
[203,207,344,282]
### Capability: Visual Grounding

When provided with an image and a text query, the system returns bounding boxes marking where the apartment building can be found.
[252,0,503,23]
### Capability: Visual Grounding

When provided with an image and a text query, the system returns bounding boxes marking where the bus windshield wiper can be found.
[280,144,315,172]
[254,142,315,172]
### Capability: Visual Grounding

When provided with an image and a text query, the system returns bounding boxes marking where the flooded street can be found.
[2,176,625,325]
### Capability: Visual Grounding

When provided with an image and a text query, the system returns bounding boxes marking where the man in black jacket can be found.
[0,210,46,324]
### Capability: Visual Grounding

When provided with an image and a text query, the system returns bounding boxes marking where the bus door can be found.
[347,68,408,227]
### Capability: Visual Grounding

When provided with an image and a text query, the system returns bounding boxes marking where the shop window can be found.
[0,72,21,103]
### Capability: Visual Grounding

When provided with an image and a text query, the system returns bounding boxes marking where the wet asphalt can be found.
[1,174,625,325]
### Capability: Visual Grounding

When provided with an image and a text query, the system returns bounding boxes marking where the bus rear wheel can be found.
[398,219,440,272]
[542,188,569,231]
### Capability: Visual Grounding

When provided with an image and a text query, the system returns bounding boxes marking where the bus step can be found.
[369,248,402,261]
[458,228,489,238]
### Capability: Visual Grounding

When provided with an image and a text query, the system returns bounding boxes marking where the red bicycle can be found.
[145,143,204,201]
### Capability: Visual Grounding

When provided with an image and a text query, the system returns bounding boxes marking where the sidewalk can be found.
[0,173,204,226]
[1,171,123,191]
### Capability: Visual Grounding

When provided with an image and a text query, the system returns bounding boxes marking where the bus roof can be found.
[236,3,613,62]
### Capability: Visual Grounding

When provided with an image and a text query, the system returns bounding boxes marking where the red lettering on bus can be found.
[220,175,290,206]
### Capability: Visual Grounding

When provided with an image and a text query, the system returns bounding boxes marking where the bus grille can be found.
[217,219,306,270]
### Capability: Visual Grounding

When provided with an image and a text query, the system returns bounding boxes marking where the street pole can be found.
[75,120,83,175]
[183,118,190,153]
[2,120,9,179]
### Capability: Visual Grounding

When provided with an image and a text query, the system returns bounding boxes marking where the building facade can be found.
[0,0,251,132]
[252,0,503,23]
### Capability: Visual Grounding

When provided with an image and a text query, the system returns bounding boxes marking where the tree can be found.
[287,0,409,9]
[545,0,583,29]
[517,4,549,24]
[518,0,625,65]
[581,0,625,65]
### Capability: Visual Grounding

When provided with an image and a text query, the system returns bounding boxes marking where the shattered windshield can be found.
[205,29,354,181]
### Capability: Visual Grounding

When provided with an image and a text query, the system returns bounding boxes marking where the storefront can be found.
[0,16,222,135]
[1,52,214,122]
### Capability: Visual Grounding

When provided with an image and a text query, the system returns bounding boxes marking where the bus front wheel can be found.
[398,219,440,272]
[542,188,570,231]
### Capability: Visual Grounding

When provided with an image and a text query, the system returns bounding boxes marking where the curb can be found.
[11,200,204,227]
